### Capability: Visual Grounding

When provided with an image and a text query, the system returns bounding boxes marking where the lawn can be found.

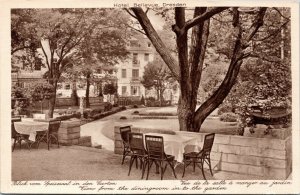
[98,107,237,141]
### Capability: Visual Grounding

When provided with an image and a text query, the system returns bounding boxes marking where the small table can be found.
[14,120,49,142]
[144,133,201,163]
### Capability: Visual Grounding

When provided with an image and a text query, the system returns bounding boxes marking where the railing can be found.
[130,77,141,82]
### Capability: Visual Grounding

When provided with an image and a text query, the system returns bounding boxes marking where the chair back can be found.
[145,135,164,159]
[128,132,145,155]
[48,120,61,134]
[202,133,215,155]
[11,117,21,137]
[120,126,131,146]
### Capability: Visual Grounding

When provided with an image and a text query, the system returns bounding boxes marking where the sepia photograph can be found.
[1,0,299,194]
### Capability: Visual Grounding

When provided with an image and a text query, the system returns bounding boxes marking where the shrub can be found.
[140,95,145,105]
[56,113,81,121]
[133,116,168,119]
[219,112,238,122]
[139,112,177,116]
[132,110,139,115]
[218,103,234,115]
[120,116,127,120]
[90,108,103,116]
[133,105,138,108]
[103,102,113,111]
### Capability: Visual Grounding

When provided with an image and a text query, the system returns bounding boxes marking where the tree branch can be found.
[124,8,137,19]
[125,24,146,35]
[175,7,190,95]
[272,7,290,21]
[11,45,32,55]
[131,7,180,80]
[40,40,51,73]
[245,7,267,42]
[189,7,209,95]
[184,7,228,31]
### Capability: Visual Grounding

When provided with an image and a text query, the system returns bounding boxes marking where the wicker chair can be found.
[119,126,132,164]
[36,120,61,150]
[127,132,148,179]
[145,135,177,180]
[182,133,215,180]
[11,117,30,151]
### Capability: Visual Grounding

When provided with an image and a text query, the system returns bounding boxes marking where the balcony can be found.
[130,77,141,83]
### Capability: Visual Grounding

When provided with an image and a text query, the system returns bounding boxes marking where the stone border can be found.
[114,126,292,179]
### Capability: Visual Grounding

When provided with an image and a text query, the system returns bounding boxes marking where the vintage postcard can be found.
[0,0,299,194]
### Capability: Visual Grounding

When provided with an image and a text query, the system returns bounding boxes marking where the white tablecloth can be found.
[14,121,49,141]
[144,133,201,163]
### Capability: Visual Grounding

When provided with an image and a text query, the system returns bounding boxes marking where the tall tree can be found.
[142,55,174,106]
[72,28,129,107]
[223,8,291,116]
[129,7,268,132]
[16,8,130,117]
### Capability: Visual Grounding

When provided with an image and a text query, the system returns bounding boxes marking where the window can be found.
[122,86,127,95]
[133,53,138,64]
[132,69,139,78]
[130,40,139,47]
[147,42,151,47]
[122,69,126,78]
[65,84,70,90]
[144,53,149,61]
[131,86,140,95]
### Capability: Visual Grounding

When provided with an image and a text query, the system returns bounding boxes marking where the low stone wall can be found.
[114,126,292,179]
[58,120,91,147]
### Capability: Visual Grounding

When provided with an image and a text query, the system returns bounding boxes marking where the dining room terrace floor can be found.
[11,144,271,181]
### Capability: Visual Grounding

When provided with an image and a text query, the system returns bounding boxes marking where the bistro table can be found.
[14,119,49,142]
[144,133,201,163]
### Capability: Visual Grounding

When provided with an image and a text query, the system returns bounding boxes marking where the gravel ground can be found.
[12,144,267,181]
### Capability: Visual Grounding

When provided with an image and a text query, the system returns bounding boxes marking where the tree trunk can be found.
[177,96,197,132]
[71,80,79,106]
[159,89,165,107]
[48,81,58,118]
[156,89,160,102]
[85,73,91,108]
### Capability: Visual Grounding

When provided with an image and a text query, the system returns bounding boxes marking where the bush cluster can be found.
[91,106,126,120]
[56,113,81,121]
[139,112,177,116]
[132,110,139,115]
[133,116,168,119]
[218,103,234,115]
[219,112,238,122]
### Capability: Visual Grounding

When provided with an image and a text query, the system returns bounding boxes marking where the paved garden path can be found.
[80,107,152,150]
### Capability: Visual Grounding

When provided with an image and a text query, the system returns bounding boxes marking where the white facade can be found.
[116,36,154,98]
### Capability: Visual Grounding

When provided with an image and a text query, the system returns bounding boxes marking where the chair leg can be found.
[121,149,126,164]
[12,138,17,152]
[47,133,50,150]
[207,157,213,176]
[154,161,160,174]
[135,156,138,169]
[193,160,196,172]
[167,160,177,179]
[128,156,135,176]
[160,161,164,180]
[182,162,186,178]
[201,159,206,180]
[141,159,146,179]
[146,159,151,180]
